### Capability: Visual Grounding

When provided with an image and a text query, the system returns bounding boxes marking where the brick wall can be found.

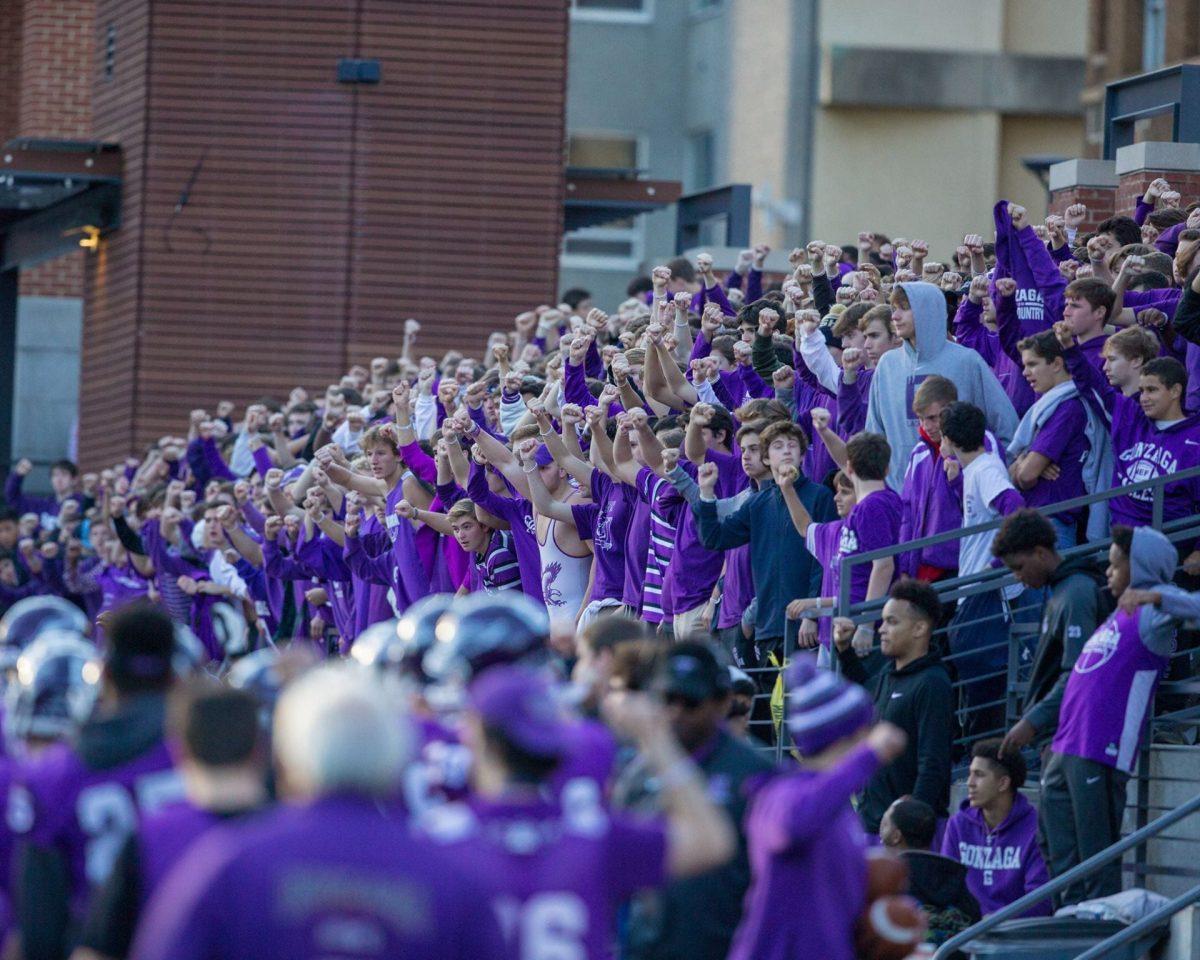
[1116,170,1200,220]
[1048,185,1116,233]
[0,1,23,145]
[16,0,95,299]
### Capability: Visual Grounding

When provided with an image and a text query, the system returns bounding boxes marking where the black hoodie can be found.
[1021,554,1112,741]
[902,850,981,951]
[839,648,954,832]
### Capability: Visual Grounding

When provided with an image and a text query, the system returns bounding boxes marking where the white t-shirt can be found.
[960,451,1023,601]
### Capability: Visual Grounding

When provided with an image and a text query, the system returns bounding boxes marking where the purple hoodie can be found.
[941,794,1051,917]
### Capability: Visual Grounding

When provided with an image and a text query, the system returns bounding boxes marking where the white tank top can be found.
[538,517,591,623]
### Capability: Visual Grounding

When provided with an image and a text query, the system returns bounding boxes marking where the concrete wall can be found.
[561,3,727,310]
[11,296,82,491]
[811,109,1002,258]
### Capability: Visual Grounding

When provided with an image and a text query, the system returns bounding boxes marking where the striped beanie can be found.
[785,656,875,756]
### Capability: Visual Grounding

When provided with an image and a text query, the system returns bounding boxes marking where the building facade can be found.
[562,0,1088,300]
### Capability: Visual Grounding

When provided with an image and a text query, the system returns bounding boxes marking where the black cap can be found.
[653,641,731,702]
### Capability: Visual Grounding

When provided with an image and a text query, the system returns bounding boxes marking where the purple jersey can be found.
[1051,609,1172,773]
[839,488,903,601]
[941,795,1050,916]
[11,739,182,920]
[729,745,879,960]
[131,795,505,960]
[424,794,668,960]
[637,469,680,624]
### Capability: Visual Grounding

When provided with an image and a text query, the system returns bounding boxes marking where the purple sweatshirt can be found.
[729,745,879,960]
[992,200,1066,338]
[956,297,1035,417]
[941,795,1051,917]
[1065,343,1200,531]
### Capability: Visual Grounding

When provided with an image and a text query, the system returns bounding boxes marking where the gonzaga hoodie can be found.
[866,281,1018,491]
[941,794,1051,917]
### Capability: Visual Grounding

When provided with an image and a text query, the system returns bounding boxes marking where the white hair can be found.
[273,663,411,798]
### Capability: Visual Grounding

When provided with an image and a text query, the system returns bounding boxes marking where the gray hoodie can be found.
[866,281,1018,490]
[1129,526,1200,655]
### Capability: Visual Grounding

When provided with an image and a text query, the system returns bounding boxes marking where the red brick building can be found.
[0,0,569,468]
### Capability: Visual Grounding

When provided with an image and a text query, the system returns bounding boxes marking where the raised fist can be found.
[841,347,864,372]
[395,499,416,520]
[753,243,770,267]
[216,401,235,420]
[1006,204,1027,228]
[1064,203,1088,230]
[857,231,873,251]
[994,277,1017,298]
[1162,190,1182,209]
[811,407,831,432]
[772,365,795,391]
[560,403,584,426]
[264,468,284,490]
[690,402,715,427]
[1145,177,1170,202]
[757,308,780,338]
[660,447,680,472]
[910,239,928,257]
[1052,320,1075,349]
[774,463,799,487]
[968,274,988,304]
[695,252,714,275]
[14,458,32,477]
[964,233,984,254]
[109,495,126,518]
[651,265,672,290]
[733,340,752,366]
[1087,234,1115,262]
[697,461,719,493]
[404,318,421,337]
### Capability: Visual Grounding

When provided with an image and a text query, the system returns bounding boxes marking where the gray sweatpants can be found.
[1039,751,1129,906]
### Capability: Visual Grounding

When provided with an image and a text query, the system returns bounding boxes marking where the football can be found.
[855,894,929,960]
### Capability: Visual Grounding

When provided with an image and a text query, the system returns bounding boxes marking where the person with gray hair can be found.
[129,663,506,960]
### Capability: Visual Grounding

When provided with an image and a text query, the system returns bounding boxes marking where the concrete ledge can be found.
[1049,159,1118,191]
[1115,141,1200,175]
[823,46,1084,116]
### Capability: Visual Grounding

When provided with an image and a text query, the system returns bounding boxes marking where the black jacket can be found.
[1022,555,1112,740]
[840,648,953,832]
[902,850,981,951]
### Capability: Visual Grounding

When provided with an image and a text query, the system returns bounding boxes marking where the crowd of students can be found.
[2,182,1200,957]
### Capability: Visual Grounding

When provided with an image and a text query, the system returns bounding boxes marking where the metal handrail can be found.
[1074,883,1200,960]
[932,792,1200,960]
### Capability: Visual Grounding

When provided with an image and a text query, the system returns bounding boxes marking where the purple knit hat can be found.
[785,656,874,756]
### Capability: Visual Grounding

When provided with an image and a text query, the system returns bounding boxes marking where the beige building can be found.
[562,0,1089,303]
[728,0,1089,260]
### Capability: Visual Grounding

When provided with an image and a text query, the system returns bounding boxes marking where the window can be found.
[570,0,653,24]
[1143,0,1166,70]
[684,130,715,193]
[562,133,646,271]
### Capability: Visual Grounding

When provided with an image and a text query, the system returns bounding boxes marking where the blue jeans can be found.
[1050,516,1077,551]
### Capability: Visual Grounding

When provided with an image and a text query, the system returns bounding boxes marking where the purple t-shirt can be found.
[131,795,506,960]
[572,469,632,603]
[839,488,903,604]
[1022,396,1089,520]
[805,519,844,649]
[424,794,667,960]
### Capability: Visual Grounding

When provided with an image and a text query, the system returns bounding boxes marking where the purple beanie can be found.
[785,656,874,756]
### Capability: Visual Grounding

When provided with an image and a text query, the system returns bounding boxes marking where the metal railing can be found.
[932,792,1200,960]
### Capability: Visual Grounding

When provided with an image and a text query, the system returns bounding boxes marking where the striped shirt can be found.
[476,529,522,594]
[637,468,677,624]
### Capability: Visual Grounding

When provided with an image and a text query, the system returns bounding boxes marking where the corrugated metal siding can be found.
[80,0,567,466]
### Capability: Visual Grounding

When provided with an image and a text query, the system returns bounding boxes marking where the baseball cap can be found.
[469,666,566,759]
[653,641,731,704]
[785,656,874,756]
